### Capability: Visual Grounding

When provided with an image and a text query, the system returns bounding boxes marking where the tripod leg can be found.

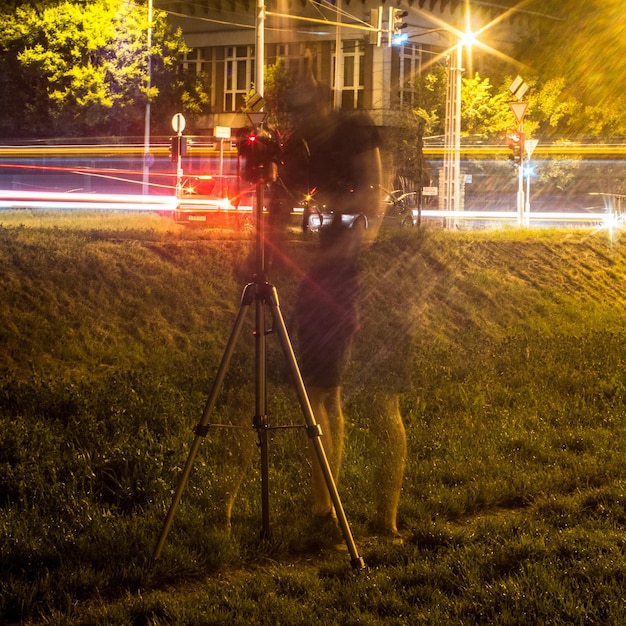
[153,284,254,559]
[254,285,271,540]
[267,285,365,570]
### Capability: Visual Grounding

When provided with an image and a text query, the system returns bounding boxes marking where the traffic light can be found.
[170,135,187,163]
[237,127,282,184]
[507,130,524,166]
[388,7,408,46]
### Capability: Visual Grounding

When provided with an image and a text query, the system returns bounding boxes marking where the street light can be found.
[255,0,265,98]
[142,0,153,195]
[441,30,474,222]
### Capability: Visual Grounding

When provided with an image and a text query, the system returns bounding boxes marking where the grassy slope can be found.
[3,220,624,381]
[3,213,626,624]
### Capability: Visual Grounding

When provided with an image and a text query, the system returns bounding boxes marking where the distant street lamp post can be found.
[441,40,463,221]
[509,77,530,226]
[142,0,153,195]
[441,32,474,226]
[255,0,265,98]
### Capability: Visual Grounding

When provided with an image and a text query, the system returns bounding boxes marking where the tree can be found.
[385,66,519,190]
[523,77,581,140]
[461,73,515,139]
[514,0,626,138]
[262,57,296,132]
[0,0,207,138]
[413,63,448,138]
[410,65,515,140]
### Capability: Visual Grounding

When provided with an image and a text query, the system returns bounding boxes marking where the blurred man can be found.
[272,50,407,538]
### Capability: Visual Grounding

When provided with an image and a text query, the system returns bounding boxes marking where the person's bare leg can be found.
[370,392,406,534]
[307,385,345,517]
[210,403,257,533]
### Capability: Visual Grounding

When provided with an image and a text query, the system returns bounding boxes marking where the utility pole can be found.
[509,77,530,226]
[142,0,153,195]
[255,0,265,98]
[525,139,538,223]
[442,41,463,224]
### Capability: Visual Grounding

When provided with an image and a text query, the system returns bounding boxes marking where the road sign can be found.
[509,75,529,101]
[525,139,538,158]
[171,113,186,134]
[215,125,231,139]
[247,93,265,111]
[247,111,267,128]
[509,101,528,124]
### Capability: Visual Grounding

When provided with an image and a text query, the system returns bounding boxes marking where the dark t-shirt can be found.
[279,109,381,214]
[287,110,380,388]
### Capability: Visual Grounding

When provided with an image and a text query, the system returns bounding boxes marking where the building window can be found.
[398,43,422,108]
[183,47,216,109]
[183,48,200,75]
[270,43,302,75]
[224,46,255,112]
[335,40,364,110]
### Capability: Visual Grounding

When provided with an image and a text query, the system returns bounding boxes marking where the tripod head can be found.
[237,125,283,282]
[237,126,282,185]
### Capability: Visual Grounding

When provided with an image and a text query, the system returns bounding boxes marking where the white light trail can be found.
[0,190,178,212]
[0,189,616,229]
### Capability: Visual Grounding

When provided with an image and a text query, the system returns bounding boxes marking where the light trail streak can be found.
[0,162,177,191]
[418,209,610,223]
[0,189,615,228]
[0,190,178,212]
[3,141,625,166]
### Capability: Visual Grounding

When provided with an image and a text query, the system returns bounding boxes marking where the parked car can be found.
[299,199,368,233]
[383,189,420,228]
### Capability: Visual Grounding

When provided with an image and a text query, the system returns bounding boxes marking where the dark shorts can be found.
[295,262,360,388]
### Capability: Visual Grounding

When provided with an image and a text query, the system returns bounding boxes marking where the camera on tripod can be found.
[237,127,282,184]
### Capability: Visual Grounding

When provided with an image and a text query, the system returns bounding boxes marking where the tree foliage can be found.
[1,0,624,142]
[405,0,626,143]
[515,0,626,138]
[385,66,517,186]
[261,57,296,133]
[0,0,208,138]
[407,65,515,141]
[461,73,514,138]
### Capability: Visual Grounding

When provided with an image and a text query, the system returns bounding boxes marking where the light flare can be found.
[411,0,534,73]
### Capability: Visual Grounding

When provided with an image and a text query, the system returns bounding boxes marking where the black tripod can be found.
[153,178,365,570]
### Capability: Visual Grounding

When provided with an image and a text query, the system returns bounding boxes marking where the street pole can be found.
[517,122,525,227]
[333,0,343,110]
[176,130,183,197]
[525,153,530,225]
[142,0,153,195]
[442,40,462,226]
[255,0,265,98]
[508,81,530,227]
[524,139,538,226]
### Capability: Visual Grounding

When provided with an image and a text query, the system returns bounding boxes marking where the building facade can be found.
[156,0,527,133]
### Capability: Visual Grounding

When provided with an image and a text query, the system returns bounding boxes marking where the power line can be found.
[471,1,565,21]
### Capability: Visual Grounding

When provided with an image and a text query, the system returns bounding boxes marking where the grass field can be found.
[2,211,626,624]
